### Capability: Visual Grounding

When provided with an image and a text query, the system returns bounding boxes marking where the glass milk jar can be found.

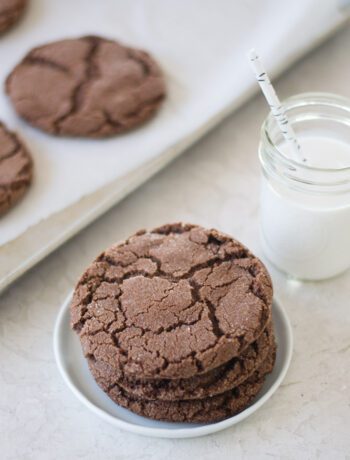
[259,92,350,280]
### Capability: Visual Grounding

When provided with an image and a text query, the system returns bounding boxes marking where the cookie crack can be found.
[155,326,224,376]
[134,309,204,337]
[118,291,203,338]
[0,132,22,163]
[203,298,225,338]
[126,50,150,77]
[188,277,225,338]
[102,110,124,129]
[102,252,246,283]
[122,283,176,324]
[248,276,271,304]
[23,55,69,74]
[53,36,101,132]
[1,177,30,193]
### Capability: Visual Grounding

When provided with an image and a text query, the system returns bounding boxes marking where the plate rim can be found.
[53,291,293,439]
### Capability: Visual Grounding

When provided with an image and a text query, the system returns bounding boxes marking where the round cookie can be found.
[6,35,166,137]
[0,121,33,216]
[88,323,274,401]
[90,345,276,423]
[0,0,27,34]
[71,223,273,380]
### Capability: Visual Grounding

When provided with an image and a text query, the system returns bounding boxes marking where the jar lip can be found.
[261,92,350,174]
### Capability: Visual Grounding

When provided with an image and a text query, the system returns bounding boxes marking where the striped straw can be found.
[248,48,306,163]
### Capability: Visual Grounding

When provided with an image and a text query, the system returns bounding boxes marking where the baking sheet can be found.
[0,0,346,291]
[0,0,347,247]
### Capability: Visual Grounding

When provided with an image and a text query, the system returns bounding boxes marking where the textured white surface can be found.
[1,24,350,460]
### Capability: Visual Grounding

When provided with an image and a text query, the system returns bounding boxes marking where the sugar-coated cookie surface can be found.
[0,121,33,216]
[71,223,273,380]
[6,36,166,137]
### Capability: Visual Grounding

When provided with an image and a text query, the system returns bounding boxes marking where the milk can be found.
[260,136,350,280]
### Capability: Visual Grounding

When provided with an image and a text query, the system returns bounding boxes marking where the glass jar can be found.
[259,92,350,280]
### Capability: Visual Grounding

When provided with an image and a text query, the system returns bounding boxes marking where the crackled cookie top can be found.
[71,223,273,379]
[0,121,33,216]
[0,0,27,34]
[6,35,166,137]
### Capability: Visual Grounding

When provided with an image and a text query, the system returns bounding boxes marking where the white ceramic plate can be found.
[54,293,293,438]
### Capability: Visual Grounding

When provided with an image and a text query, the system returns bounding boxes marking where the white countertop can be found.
[1,24,350,460]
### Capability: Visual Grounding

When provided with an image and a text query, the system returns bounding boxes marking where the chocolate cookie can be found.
[71,223,273,380]
[0,0,26,34]
[0,121,33,216]
[6,35,166,137]
[88,323,274,401]
[90,345,276,423]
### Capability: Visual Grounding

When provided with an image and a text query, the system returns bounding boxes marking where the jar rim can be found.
[261,91,350,174]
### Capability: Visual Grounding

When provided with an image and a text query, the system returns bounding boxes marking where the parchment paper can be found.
[0,0,347,246]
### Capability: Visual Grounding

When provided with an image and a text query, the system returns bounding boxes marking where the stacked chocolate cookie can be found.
[71,223,276,423]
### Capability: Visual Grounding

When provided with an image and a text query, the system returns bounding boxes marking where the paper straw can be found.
[248,48,306,162]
